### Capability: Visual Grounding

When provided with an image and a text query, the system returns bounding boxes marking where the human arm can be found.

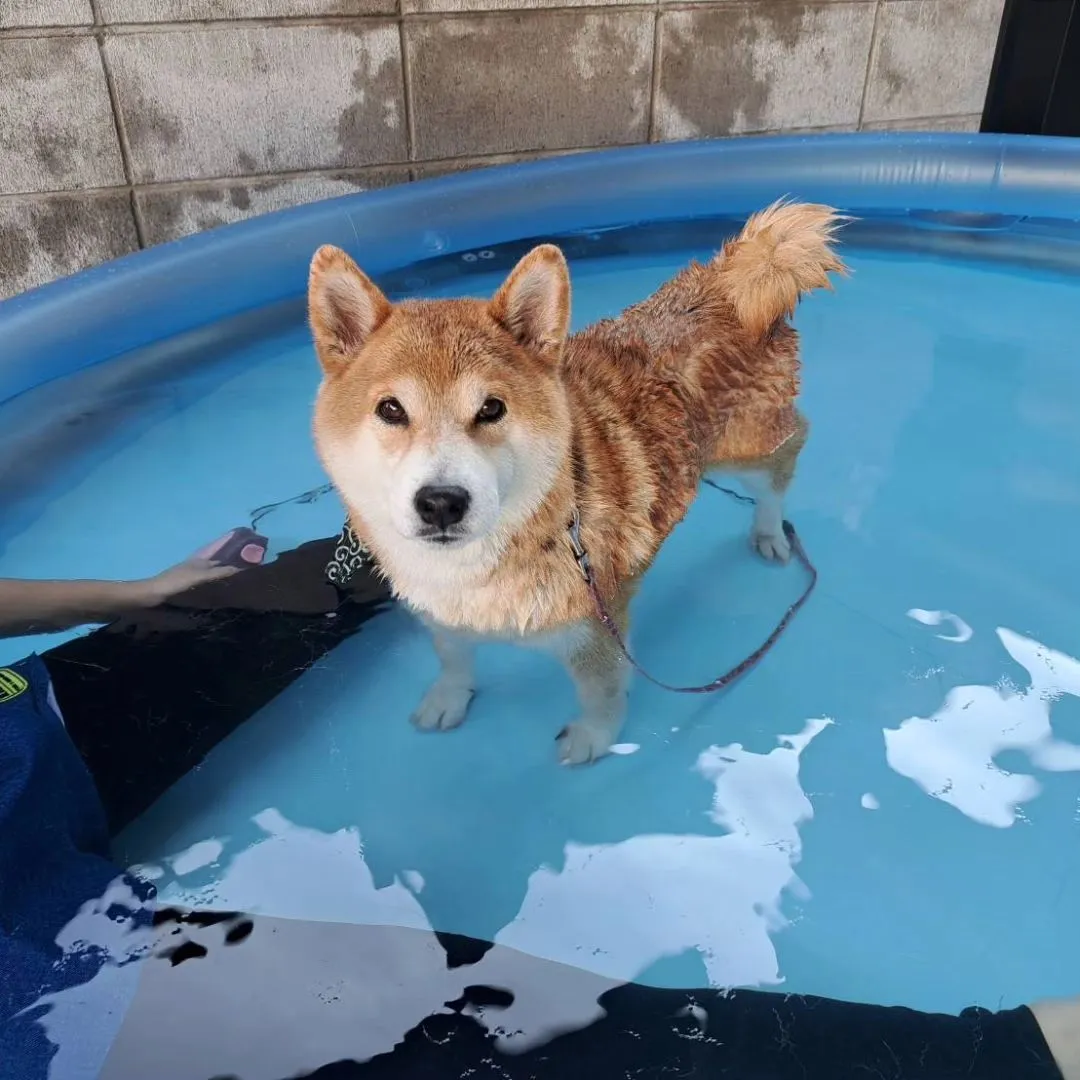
[1031,998,1080,1080]
[0,555,240,639]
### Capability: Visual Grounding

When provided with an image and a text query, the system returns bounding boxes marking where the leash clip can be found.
[568,509,592,581]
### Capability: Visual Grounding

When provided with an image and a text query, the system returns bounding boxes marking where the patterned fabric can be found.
[325,520,375,587]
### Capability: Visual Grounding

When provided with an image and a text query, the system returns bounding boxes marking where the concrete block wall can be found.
[0,0,1005,300]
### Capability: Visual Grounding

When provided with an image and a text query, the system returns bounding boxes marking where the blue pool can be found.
[2,135,1080,1077]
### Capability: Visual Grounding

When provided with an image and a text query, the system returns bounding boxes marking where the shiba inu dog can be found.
[308,201,845,764]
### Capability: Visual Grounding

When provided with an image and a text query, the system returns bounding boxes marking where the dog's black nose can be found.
[414,485,470,530]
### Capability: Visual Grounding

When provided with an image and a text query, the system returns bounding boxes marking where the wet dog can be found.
[307,202,845,764]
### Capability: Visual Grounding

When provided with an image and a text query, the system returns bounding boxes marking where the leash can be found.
[567,480,817,694]
[263,479,816,693]
[250,483,333,529]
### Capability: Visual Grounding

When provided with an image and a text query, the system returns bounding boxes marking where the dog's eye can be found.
[476,398,506,424]
[376,398,408,425]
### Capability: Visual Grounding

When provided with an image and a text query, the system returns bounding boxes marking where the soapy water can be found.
[3,229,1080,1022]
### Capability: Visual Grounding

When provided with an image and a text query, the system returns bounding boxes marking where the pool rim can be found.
[3,132,1080,406]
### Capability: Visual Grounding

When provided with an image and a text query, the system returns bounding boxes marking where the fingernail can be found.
[239,543,265,564]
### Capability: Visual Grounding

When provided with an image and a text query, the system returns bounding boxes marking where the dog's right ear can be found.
[308,246,392,375]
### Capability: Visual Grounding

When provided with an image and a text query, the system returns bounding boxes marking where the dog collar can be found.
[567,508,593,582]
[326,514,595,588]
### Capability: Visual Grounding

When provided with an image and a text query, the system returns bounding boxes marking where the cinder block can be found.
[407,11,653,160]
[863,0,1005,124]
[0,36,125,194]
[98,0,393,20]
[403,0,623,15]
[655,3,876,140]
[0,194,139,300]
[105,23,406,183]
[0,1,90,28]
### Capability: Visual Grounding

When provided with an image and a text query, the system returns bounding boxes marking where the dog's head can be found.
[308,245,572,555]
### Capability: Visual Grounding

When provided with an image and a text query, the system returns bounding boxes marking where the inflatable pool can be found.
[3,133,1080,1078]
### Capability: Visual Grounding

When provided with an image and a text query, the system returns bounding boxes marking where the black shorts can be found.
[41,536,391,833]
[292,976,1061,1079]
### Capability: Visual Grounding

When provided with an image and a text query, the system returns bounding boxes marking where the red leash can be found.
[568,482,817,694]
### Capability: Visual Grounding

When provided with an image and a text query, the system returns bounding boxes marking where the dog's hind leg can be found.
[411,622,476,732]
[711,411,809,564]
[740,413,808,563]
[740,469,791,562]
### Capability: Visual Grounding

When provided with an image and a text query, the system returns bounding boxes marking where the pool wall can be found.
[2,134,1080,407]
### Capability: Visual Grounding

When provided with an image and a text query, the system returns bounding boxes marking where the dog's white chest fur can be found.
[375,537,573,638]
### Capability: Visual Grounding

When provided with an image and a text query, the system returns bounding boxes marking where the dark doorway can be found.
[982,0,1080,135]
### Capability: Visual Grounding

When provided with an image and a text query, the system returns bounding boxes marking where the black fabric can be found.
[981,0,1077,136]
[290,978,1061,1080]
[42,538,392,834]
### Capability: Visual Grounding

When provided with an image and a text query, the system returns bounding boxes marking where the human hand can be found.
[140,529,267,606]
[142,555,241,606]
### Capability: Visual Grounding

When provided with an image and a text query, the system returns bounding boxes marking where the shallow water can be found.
[3,228,1080,1017]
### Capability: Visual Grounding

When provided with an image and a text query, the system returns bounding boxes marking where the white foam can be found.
[28,877,155,1080]
[493,717,832,991]
[154,807,430,929]
[168,838,224,876]
[128,863,164,881]
[884,628,1080,827]
[907,608,974,644]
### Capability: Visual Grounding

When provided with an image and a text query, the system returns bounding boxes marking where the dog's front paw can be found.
[556,720,615,766]
[752,527,791,563]
[411,679,475,732]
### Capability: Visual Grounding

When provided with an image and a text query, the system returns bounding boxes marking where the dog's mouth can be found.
[418,529,466,546]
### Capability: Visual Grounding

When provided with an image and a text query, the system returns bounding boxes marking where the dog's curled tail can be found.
[716,200,848,338]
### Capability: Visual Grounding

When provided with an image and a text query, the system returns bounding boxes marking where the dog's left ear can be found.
[490,245,570,359]
[308,245,392,374]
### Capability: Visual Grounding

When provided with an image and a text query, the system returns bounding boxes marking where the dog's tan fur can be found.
[308,201,845,763]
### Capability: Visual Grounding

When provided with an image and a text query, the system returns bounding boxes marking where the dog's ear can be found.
[308,246,392,374]
[490,245,570,358]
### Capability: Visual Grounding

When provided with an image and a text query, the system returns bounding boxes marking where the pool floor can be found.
[3,244,1080,1016]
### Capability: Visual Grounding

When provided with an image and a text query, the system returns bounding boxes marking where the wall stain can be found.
[0,222,33,282]
[2,36,73,83]
[660,2,810,137]
[0,196,138,300]
[407,12,651,159]
[250,42,272,77]
[872,30,911,109]
[0,37,118,190]
[336,29,406,165]
[30,123,79,181]
[195,213,227,231]
[112,77,183,183]
[137,192,181,243]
